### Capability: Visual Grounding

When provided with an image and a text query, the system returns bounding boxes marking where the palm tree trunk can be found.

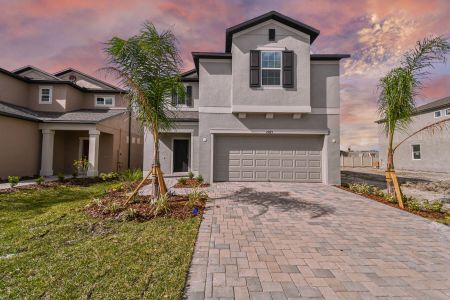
[152,125,160,199]
[386,130,404,208]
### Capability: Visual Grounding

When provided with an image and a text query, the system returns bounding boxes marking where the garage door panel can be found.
[214,135,323,182]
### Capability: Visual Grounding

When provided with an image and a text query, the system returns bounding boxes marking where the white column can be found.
[40,129,55,176]
[87,130,100,177]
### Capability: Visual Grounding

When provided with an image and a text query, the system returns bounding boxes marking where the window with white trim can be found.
[446,108,450,116]
[39,86,52,104]
[411,144,421,160]
[434,110,442,118]
[261,51,282,86]
[95,95,115,107]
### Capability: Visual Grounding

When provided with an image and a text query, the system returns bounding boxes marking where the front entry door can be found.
[173,139,189,172]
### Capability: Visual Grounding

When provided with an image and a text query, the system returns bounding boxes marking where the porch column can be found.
[87,130,100,177]
[40,129,55,176]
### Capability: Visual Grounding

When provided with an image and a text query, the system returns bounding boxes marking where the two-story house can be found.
[377,96,450,173]
[0,66,143,180]
[143,11,349,184]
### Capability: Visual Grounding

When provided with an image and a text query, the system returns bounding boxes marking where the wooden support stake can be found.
[391,171,404,208]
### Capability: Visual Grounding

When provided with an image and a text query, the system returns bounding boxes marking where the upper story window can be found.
[446,108,450,116]
[95,95,115,107]
[261,51,282,86]
[434,110,442,118]
[172,86,192,107]
[411,144,421,160]
[39,86,52,104]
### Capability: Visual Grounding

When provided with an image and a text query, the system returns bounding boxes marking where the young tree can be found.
[103,22,184,199]
[378,36,449,207]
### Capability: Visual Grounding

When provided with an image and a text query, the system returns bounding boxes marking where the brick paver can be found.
[184,182,450,299]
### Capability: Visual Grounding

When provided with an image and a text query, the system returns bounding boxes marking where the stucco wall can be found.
[199,61,232,108]
[310,62,340,108]
[0,73,29,107]
[28,84,68,112]
[378,109,450,173]
[0,116,40,179]
[231,20,311,109]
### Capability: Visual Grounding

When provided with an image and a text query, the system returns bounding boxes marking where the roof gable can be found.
[13,65,61,80]
[54,68,121,91]
[225,11,320,52]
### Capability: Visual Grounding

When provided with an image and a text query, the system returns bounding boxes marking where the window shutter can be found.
[249,50,260,87]
[186,86,192,106]
[171,90,177,106]
[282,51,294,88]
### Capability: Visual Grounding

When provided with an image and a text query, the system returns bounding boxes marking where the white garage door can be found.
[214,135,323,182]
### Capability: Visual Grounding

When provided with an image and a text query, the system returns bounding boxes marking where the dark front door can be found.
[173,139,189,172]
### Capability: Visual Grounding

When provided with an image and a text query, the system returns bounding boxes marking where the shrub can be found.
[8,176,20,188]
[385,193,398,204]
[73,158,89,175]
[36,176,45,185]
[119,169,142,182]
[57,173,65,182]
[422,200,443,212]
[405,197,421,211]
[195,174,204,184]
[348,182,370,194]
[187,188,208,208]
[187,171,194,179]
[100,172,119,181]
[371,186,385,198]
[153,193,169,216]
[105,202,121,214]
[177,177,187,185]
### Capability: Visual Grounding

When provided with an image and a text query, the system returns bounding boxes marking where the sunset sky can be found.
[1,0,450,150]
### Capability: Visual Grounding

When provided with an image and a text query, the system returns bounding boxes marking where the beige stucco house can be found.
[0,66,143,180]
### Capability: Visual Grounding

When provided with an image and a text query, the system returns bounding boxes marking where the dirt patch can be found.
[0,177,119,194]
[85,181,207,221]
[404,180,450,194]
[174,178,209,188]
[337,185,449,223]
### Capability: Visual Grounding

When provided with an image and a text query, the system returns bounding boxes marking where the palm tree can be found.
[378,36,449,207]
[103,22,185,199]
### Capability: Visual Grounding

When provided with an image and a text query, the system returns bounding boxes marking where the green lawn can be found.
[0,183,200,299]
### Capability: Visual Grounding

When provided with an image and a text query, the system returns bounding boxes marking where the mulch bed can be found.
[337,185,449,221]
[0,177,106,195]
[85,181,207,221]
[174,178,209,188]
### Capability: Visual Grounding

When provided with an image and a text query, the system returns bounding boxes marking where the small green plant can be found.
[100,172,119,181]
[348,182,370,194]
[405,197,421,211]
[36,176,45,185]
[187,171,194,179]
[371,186,385,198]
[8,176,20,188]
[57,173,65,182]
[119,169,142,182]
[73,158,89,176]
[186,188,207,208]
[105,202,122,214]
[72,172,78,179]
[422,200,443,212]
[177,177,187,185]
[122,208,137,221]
[153,193,170,216]
[195,174,204,184]
[385,193,397,204]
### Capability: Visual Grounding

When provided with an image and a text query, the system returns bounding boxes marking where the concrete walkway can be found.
[0,176,59,190]
[185,182,450,299]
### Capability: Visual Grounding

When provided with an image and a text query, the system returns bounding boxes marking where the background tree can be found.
[103,22,184,199]
[378,36,449,207]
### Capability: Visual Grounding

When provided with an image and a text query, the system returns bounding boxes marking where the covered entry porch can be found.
[39,123,114,177]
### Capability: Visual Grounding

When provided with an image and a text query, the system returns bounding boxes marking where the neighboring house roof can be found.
[192,52,232,72]
[375,96,450,123]
[0,67,125,94]
[54,68,123,91]
[169,110,199,122]
[181,69,199,82]
[13,65,62,80]
[0,101,126,124]
[310,54,351,61]
[225,11,320,52]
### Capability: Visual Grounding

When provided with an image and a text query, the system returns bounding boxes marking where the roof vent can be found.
[69,75,77,82]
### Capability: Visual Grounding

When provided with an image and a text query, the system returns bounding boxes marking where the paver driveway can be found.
[184,182,450,300]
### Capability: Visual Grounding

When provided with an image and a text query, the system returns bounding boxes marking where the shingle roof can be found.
[0,101,126,123]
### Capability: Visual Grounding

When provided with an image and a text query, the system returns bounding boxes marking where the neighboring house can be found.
[143,11,349,184]
[0,66,143,180]
[377,96,450,173]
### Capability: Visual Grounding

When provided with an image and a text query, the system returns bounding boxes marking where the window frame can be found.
[260,50,282,87]
[411,144,421,160]
[446,108,450,116]
[94,95,115,107]
[434,110,442,118]
[39,86,53,104]
[173,86,191,107]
